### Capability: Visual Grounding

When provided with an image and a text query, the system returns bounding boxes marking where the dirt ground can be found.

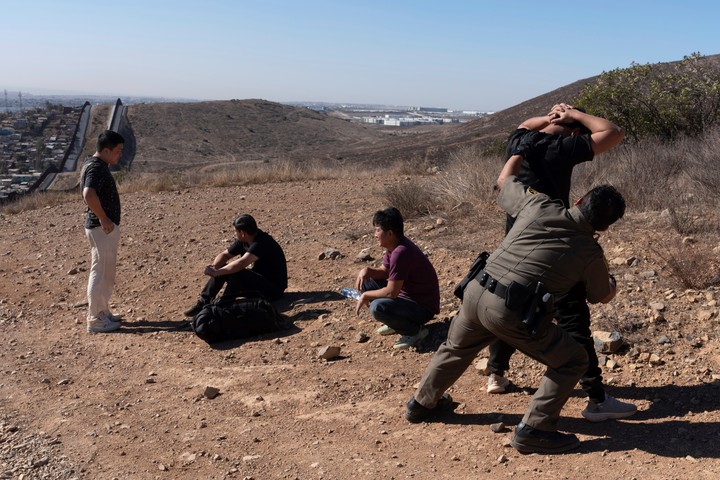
[1,174,719,480]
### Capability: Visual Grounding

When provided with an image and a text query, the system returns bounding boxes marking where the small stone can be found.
[318,345,341,360]
[497,454,509,463]
[318,248,343,260]
[204,386,220,399]
[490,422,506,433]
[649,353,663,365]
[475,358,490,375]
[649,302,665,311]
[67,267,78,275]
[657,335,672,345]
[355,332,369,343]
[593,331,624,353]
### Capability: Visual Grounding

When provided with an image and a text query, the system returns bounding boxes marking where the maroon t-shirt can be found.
[383,237,440,314]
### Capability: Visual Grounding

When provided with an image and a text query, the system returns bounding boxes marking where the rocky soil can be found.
[1,174,720,479]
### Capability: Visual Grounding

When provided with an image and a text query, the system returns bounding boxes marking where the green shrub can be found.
[577,53,720,142]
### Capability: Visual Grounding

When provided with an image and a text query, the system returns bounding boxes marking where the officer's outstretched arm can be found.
[497,154,524,189]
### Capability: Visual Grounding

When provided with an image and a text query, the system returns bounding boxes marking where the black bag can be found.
[453,251,489,300]
[190,297,282,344]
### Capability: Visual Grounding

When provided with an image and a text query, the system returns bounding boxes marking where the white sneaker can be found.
[105,312,123,323]
[393,328,429,350]
[376,325,397,336]
[581,395,637,422]
[487,373,510,394]
[87,315,122,333]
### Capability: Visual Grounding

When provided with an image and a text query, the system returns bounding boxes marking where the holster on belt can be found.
[520,281,553,337]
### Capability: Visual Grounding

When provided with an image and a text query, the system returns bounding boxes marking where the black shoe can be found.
[183,300,206,317]
[404,393,453,423]
[511,422,580,454]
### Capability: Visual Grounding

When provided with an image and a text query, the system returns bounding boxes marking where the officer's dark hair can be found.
[96,130,124,152]
[372,207,404,238]
[233,214,258,235]
[578,185,626,231]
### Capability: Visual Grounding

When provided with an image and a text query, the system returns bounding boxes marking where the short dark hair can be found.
[578,185,626,231]
[372,207,404,237]
[561,106,591,135]
[233,214,258,235]
[96,130,124,151]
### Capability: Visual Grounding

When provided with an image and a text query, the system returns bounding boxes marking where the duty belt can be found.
[474,269,510,300]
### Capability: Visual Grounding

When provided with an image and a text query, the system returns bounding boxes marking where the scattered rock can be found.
[318,248,343,260]
[649,353,664,365]
[203,386,220,399]
[475,358,490,375]
[355,332,369,343]
[355,249,374,262]
[318,345,341,360]
[649,302,665,311]
[593,331,624,353]
[490,422,507,433]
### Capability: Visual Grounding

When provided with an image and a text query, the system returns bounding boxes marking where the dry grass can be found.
[1,158,377,214]
[382,146,499,221]
[0,190,75,215]
[650,237,720,289]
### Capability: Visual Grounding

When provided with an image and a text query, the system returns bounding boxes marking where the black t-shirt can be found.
[504,128,594,233]
[505,128,594,208]
[228,229,288,291]
[81,156,121,229]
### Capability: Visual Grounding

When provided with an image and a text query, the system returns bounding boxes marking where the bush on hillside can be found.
[576,53,720,142]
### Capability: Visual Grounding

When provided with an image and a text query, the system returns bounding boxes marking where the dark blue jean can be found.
[362,279,434,335]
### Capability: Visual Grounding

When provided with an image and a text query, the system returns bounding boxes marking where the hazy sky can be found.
[2,0,718,111]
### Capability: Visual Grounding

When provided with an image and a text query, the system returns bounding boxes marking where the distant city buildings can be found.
[286,102,491,126]
[0,103,82,200]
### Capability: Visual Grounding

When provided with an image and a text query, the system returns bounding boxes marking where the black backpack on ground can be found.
[190,297,283,344]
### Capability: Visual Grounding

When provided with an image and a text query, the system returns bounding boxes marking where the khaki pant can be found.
[414,279,587,431]
[85,224,120,320]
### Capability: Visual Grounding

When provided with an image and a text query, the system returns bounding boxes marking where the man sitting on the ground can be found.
[355,207,440,350]
[184,214,287,316]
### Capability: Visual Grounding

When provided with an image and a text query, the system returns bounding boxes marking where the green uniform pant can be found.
[414,279,588,431]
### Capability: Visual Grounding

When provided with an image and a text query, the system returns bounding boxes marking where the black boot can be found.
[183,300,207,317]
[511,422,580,454]
[404,393,453,423]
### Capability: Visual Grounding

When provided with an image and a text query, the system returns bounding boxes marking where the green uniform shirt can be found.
[485,176,611,304]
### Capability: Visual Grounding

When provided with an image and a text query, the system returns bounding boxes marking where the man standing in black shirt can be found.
[81,130,125,333]
[184,214,288,316]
